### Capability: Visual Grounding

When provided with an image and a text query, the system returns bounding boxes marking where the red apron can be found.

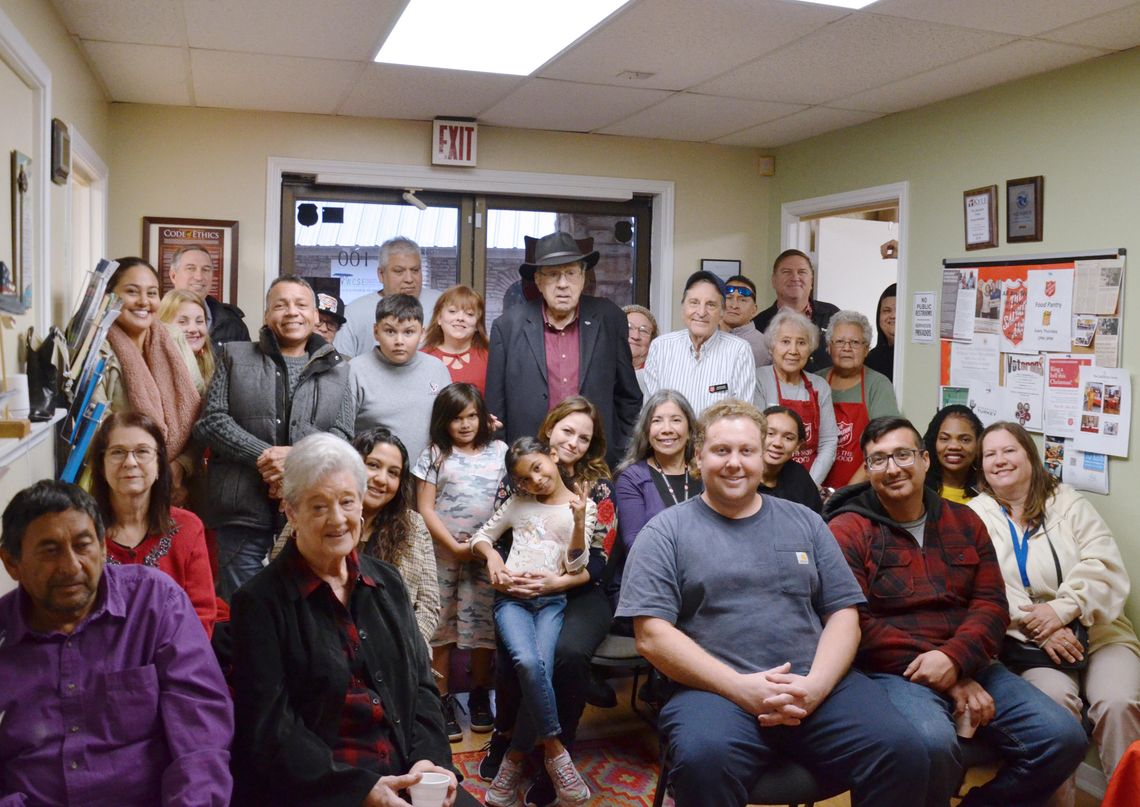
[824,367,870,489]
[775,372,821,471]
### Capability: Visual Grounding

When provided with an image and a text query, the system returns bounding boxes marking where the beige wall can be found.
[0,0,110,369]
[107,105,770,327]
[770,47,1140,626]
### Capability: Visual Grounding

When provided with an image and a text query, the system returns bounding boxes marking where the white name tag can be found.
[796,551,809,565]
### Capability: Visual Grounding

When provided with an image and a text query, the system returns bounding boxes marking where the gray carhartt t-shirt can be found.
[616,495,864,676]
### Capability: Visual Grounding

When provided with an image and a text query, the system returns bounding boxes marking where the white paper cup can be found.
[3,374,28,418]
[409,772,451,807]
[955,706,976,739]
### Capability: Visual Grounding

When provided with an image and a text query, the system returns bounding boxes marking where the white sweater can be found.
[970,484,1140,655]
[471,495,595,576]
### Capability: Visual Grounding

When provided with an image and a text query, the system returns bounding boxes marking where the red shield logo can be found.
[1045,280,1056,297]
[836,420,853,447]
[1002,281,1027,345]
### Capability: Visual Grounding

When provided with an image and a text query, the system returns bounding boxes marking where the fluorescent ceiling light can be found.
[792,0,878,8]
[375,0,630,76]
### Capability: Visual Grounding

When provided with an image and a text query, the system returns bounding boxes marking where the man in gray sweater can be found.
[349,294,452,465]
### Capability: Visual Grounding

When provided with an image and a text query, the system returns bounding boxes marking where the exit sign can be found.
[432,118,477,166]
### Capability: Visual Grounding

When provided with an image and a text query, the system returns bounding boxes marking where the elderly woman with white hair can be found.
[754,309,837,486]
[229,433,476,807]
[818,309,900,489]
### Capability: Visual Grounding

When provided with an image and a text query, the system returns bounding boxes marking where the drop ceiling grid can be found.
[45,0,1140,145]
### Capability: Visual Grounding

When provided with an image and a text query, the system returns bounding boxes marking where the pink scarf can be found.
[106,321,201,457]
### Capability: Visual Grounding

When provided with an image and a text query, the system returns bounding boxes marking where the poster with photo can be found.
[940,268,977,341]
[1096,316,1121,367]
[1042,355,1096,438]
[1000,353,1045,431]
[975,265,1027,335]
[1073,366,1131,456]
[144,217,239,303]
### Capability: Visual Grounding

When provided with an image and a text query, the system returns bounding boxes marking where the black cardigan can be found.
[230,541,452,806]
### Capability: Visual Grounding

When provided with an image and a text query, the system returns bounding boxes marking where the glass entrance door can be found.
[280,178,652,326]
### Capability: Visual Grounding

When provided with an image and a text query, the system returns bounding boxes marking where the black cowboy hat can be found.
[519,232,599,280]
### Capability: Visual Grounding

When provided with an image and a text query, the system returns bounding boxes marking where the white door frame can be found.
[265,157,677,330]
[780,181,909,398]
[66,126,109,312]
[0,5,51,331]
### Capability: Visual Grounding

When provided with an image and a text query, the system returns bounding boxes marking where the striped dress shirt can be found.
[643,328,757,414]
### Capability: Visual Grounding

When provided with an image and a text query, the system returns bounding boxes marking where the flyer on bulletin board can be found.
[1043,355,1096,438]
[1000,353,1045,431]
[1072,366,1131,457]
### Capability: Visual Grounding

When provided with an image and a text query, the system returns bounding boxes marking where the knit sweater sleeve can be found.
[193,350,269,464]
[331,377,356,442]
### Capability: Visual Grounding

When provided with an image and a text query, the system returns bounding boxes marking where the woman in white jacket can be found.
[971,421,1140,807]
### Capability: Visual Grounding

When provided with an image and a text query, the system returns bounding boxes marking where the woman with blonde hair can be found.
[158,288,215,391]
[970,421,1140,807]
[423,285,491,394]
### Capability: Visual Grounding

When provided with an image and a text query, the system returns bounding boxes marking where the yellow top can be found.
[941,485,974,505]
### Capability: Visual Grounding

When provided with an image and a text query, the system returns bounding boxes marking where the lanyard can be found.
[1005,515,1037,591]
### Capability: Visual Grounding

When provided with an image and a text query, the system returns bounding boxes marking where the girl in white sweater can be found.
[471,436,596,807]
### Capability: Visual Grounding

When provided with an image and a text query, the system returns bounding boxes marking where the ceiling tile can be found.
[695,13,1015,105]
[190,50,361,114]
[480,79,672,132]
[1041,4,1140,50]
[51,0,185,45]
[870,0,1137,37]
[338,63,524,120]
[836,40,1108,114]
[182,0,402,61]
[80,41,191,105]
[598,92,806,142]
[712,106,882,148]
[539,0,845,91]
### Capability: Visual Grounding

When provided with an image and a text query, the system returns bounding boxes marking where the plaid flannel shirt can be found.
[827,484,1010,679]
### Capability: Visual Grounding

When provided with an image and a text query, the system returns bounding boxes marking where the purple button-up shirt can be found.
[0,564,234,806]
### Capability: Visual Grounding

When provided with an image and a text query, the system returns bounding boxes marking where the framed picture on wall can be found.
[2,151,33,314]
[700,258,742,283]
[143,217,239,303]
[963,185,998,251]
[1006,176,1044,243]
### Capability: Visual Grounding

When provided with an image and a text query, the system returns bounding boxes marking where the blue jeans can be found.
[868,662,1088,807]
[493,593,566,753]
[658,670,928,807]
[214,524,274,600]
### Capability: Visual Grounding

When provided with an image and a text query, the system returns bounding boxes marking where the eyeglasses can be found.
[865,448,921,472]
[106,446,158,464]
[831,338,865,349]
[536,265,583,282]
[725,286,755,299]
[628,324,652,336]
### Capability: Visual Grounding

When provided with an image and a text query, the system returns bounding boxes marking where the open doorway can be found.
[781,182,907,395]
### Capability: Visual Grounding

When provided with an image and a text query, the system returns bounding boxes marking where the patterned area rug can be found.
[453,732,662,806]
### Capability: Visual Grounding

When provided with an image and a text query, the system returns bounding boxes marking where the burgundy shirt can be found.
[543,304,581,410]
[288,550,397,774]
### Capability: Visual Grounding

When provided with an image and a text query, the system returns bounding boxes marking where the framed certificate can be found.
[1006,175,1043,243]
[963,185,997,251]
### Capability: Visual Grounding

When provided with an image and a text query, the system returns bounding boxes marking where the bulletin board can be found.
[937,249,1127,493]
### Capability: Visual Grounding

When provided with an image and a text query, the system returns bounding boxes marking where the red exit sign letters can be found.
[432,119,478,166]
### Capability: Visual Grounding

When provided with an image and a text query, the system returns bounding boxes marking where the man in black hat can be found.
[314,291,347,345]
[486,231,641,468]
